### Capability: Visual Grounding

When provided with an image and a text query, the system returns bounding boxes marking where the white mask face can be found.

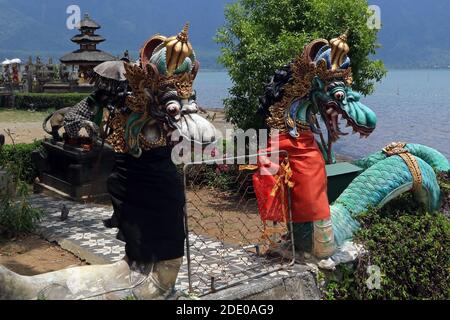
[180,98,199,114]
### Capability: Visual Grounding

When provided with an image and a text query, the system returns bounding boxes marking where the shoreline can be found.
[0,107,355,161]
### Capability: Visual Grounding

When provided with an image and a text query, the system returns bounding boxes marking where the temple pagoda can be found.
[60,13,116,83]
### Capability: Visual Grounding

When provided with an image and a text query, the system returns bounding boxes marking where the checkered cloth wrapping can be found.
[63,98,96,139]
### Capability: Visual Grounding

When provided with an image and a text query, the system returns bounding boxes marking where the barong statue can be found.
[254,33,450,264]
[43,61,128,144]
[0,24,216,300]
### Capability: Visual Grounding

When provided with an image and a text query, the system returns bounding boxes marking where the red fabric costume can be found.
[253,132,330,223]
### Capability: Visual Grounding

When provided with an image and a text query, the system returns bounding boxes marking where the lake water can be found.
[195,69,450,159]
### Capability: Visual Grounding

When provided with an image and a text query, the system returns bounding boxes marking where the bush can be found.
[187,164,240,191]
[438,171,450,218]
[0,141,43,183]
[0,141,45,237]
[182,139,248,191]
[323,187,450,300]
[0,180,44,237]
[13,93,90,111]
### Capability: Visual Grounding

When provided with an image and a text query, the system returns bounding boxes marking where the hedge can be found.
[13,93,90,110]
[322,176,450,300]
[0,140,42,183]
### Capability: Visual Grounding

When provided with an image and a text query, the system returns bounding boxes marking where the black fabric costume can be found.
[63,95,104,139]
[107,147,186,263]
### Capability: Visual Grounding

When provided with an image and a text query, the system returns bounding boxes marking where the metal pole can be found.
[183,164,194,294]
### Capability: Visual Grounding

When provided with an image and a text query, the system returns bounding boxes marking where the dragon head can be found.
[309,34,377,142]
[259,33,377,158]
[311,77,377,142]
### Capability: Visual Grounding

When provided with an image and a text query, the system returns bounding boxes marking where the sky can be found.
[0,0,449,68]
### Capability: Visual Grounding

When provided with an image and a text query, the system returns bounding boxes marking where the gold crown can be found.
[177,23,190,42]
[163,22,194,75]
[330,31,350,71]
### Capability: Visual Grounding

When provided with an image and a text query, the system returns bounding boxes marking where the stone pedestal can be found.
[200,265,321,300]
[32,139,115,202]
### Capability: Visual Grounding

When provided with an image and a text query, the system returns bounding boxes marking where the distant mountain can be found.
[0,0,449,69]
[0,0,229,68]
[372,0,450,68]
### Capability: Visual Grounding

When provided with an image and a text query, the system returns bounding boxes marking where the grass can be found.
[0,109,53,123]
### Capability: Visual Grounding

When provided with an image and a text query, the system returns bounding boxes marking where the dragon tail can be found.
[354,143,450,173]
[332,155,441,246]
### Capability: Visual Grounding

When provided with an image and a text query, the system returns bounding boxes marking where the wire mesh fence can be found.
[183,151,296,295]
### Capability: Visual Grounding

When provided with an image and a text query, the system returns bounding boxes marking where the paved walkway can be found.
[29,194,192,293]
[29,194,292,296]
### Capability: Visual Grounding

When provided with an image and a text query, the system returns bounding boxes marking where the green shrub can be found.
[0,141,43,183]
[183,139,245,191]
[13,93,90,110]
[0,181,44,237]
[323,188,450,300]
[203,164,238,191]
[184,163,239,192]
[438,171,450,218]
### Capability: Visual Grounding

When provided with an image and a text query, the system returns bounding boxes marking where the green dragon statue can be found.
[256,33,450,263]
[333,143,450,243]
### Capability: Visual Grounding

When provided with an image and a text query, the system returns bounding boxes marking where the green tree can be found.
[216,0,387,130]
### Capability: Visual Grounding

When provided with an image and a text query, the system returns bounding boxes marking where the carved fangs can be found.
[323,101,374,141]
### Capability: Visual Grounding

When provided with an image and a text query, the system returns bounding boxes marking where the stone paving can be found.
[29,194,293,296]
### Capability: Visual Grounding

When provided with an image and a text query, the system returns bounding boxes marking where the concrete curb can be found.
[202,265,321,300]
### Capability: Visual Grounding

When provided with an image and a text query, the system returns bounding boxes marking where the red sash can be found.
[253,132,330,223]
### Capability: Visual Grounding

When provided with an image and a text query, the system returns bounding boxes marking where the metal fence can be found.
[183,151,296,296]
